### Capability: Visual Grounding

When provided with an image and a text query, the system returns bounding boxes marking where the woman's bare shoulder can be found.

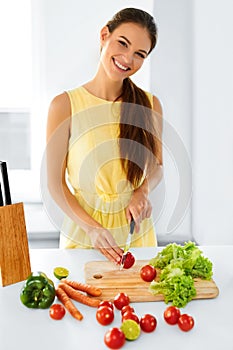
[47,92,71,142]
[152,95,163,116]
[48,92,71,122]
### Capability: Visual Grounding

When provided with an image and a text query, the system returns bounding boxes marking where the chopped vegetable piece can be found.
[53,266,69,280]
[121,319,140,341]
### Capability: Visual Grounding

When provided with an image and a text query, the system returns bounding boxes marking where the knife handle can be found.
[130,219,135,234]
[0,161,12,205]
[0,182,3,206]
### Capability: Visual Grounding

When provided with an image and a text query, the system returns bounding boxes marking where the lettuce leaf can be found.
[149,241,213,280]
[148,241,213,307]
[150,273,196,308]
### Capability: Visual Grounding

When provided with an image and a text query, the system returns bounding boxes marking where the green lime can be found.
[120,319,141,341]
[53,267,69,280]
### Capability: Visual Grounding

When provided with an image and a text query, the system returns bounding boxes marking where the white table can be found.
[0,246,233,350]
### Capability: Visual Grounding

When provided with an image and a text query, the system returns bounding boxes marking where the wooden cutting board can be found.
[84,260,219,302]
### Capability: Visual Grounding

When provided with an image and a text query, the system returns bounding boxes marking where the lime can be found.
[53,266,69,280]
[120,319,140,341]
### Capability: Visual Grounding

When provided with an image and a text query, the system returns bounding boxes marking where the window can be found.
[0,1,37,202]
[0,109,31,169]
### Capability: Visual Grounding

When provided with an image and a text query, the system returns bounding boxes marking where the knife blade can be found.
[120,219,135,269]
[0,161,12,205]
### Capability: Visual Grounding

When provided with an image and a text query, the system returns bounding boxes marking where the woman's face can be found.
[100,22,151,82]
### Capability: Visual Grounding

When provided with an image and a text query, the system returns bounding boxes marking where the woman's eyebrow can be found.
[119,35,148,56]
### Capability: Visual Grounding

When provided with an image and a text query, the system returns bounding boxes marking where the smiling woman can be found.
[46,7,163,262]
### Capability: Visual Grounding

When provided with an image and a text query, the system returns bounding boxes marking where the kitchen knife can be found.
[120,219,135,269]
[0,161,12,205]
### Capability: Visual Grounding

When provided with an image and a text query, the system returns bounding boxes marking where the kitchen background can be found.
[0,0,232,248]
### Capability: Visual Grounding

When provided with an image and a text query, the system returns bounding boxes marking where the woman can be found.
[46,8,163,264]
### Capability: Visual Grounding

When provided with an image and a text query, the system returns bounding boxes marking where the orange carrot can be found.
[59,282,101,308]
[62,279,102,297]
[56,287,83,321]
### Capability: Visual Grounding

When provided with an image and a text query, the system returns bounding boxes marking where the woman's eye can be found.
[118,40,127,47]
[136,52,146,59]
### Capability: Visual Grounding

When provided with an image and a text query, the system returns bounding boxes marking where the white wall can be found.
[150,0,193,243]
[192,0,233,244]
[150,0,233,244]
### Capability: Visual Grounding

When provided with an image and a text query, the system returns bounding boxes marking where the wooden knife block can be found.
[0,202,31,286]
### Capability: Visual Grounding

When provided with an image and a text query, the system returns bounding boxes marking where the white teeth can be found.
[114,59,128,71]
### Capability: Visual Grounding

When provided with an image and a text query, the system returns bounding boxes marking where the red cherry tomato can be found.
[98,300,114,310]
[178,314,194,332]
[121,305,135,316]
[49,304,66,320]
[122,311,139,324]
[140,265,157,282]
[113,292,130,310]
[96,306,114,326]
[104,327,125,349]
[123,252,135,269]
[140,314,157,332]
[163,306,181,325]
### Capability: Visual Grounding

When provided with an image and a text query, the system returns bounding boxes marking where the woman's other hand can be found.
[125,184,152,233]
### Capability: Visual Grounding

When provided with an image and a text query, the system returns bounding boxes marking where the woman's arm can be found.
[46,93,123,263]
[140,94,163,192]
[125,95,163,231]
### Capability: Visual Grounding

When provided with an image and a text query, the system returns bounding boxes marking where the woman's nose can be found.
[124,50,133,65]
[123,51,133,65]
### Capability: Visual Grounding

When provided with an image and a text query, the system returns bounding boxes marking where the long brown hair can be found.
[107,8,162,187]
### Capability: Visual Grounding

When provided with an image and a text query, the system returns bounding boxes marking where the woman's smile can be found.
[112,57,130,72]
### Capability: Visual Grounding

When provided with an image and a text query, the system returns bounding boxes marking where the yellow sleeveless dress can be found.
[60,86,157,248]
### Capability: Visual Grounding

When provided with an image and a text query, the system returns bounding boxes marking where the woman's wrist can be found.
[136,178,149,197]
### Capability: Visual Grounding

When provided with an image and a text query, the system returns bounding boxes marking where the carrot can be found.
[59,282,101,308]
[62,279,102,297]
[56,287,83,321]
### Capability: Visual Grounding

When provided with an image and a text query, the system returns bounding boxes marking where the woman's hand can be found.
[125,184,152,233]
[87,227,123,264]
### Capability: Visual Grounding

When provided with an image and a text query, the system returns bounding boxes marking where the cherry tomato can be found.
[113,292,130,310]
[104,327,125,349]
[49,304,66,320]
[163,306,181,325]
[121,305,135,316]
[96,306,114,326]
[140,265,157,282]
[140,314,157,332]
[123,252,135,269]
[178,314,194,332]
[122,311,139,324]
[98,300,114,310]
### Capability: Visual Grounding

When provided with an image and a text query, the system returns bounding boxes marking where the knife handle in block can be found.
[0,183,3,206]
[0,161,12,205]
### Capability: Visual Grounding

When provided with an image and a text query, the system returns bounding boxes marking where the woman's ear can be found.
[100,26,110,45]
